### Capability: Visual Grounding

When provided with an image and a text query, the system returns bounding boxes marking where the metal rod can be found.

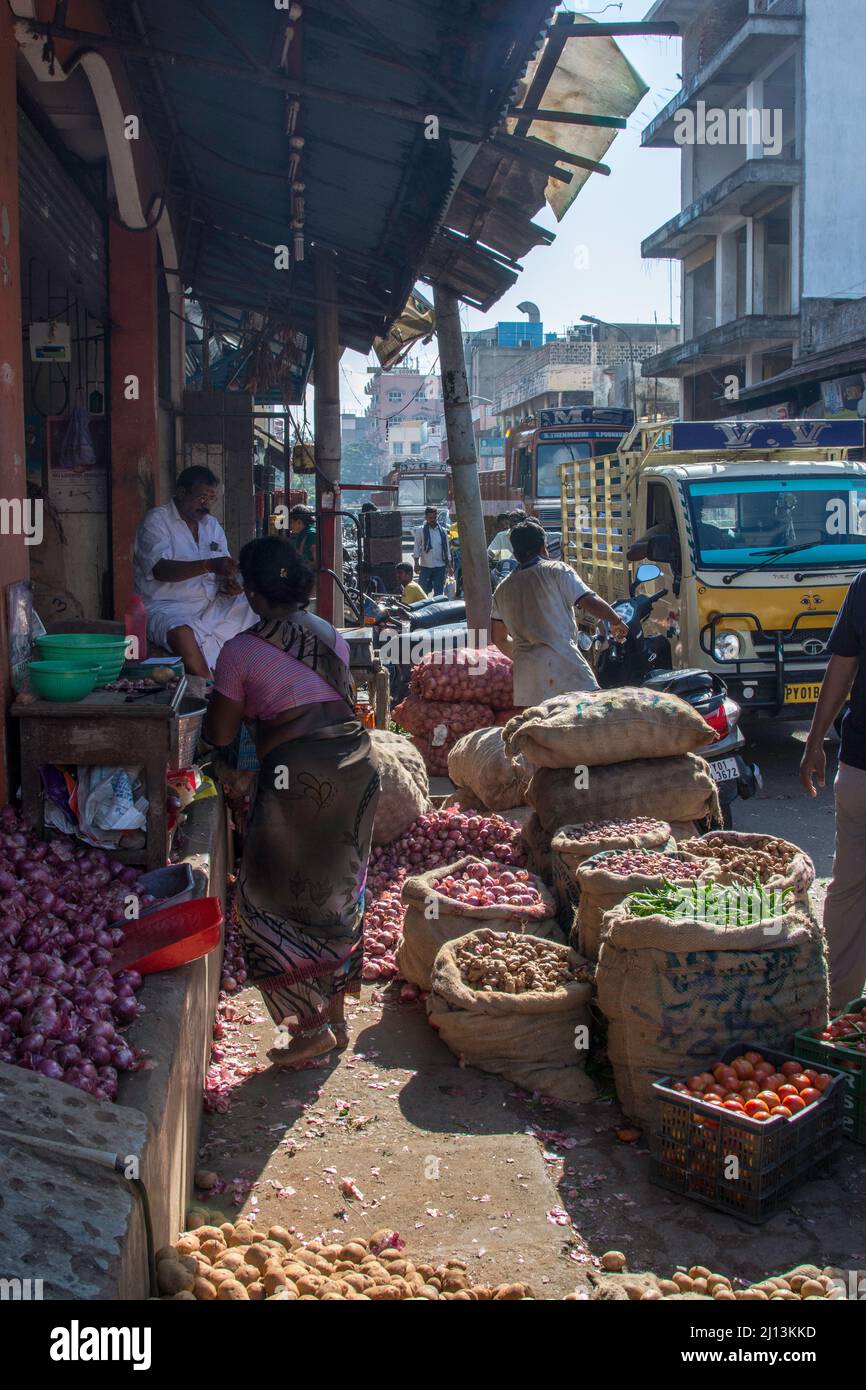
[506,108,627,129]
[563,21,680,38]
[22,20,486,137]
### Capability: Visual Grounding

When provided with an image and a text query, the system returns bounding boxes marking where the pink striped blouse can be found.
[213,629,352,719]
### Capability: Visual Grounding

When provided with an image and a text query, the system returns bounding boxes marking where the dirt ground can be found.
[193,976,866,1299]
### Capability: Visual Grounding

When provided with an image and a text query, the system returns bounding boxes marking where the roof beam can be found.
[506,108,626,129]
[22,19,486,138]
[564,21,680,38]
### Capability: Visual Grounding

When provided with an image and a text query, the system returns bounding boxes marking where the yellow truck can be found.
[561,419,866,718]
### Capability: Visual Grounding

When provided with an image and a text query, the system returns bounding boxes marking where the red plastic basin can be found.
[112,896,224,975]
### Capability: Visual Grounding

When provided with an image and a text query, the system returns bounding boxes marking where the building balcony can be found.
[642,158,801,259]
[642,12,803,150]
[642,313,799,377]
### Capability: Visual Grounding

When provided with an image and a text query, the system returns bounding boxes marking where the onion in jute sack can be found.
[369,729,429,845]
[575,848,717,962]
[550,818,674,934]
[595,900,829,1125]
[396,856,561,991]
[520,813,554,885]
[442,790,534,832]
[447,726,533,812]
[504,687,713,770]
[527,754,721,836]
[677,830,815,908]
[427,931,596,1104]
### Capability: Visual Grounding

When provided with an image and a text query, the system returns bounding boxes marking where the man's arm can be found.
[800,654,857,795]
[490,617,513,660]
[152,557,235,582]
[577,591,628,641]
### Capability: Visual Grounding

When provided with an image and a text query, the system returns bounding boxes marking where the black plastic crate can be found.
[650,1043,848,1224]
[795,998,866,1145]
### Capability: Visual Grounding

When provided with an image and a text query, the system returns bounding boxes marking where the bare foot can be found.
[267,1026,337,1068]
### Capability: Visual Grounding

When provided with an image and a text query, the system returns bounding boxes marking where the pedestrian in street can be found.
[413,505,452,595]
[487,509,524,563]
[202,536,380,1068]
[489,518,627,709]
[800,571,866,1009]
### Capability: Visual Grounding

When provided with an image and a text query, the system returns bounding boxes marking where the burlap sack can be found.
[447,726,532,812]
[397,855,561,990]
[369,729,429,845]
[678,830,815,907]
[528,755,721,835]
[520,813,553,884]
[550,819,674,931]
[595,901,829,1124]
[575,849,716,962]
[504,688,713,769]
[427,931,596,1104]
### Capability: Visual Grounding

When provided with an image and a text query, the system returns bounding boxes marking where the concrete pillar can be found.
[109,223,160,618]
[434,285,492,639]
[0,6,29,802]
[314,248,343,625]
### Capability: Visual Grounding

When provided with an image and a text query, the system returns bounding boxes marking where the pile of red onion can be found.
[363,808,527,981]
[432,862,545,913]
[0,807,146,1100]
[409,645,514,708]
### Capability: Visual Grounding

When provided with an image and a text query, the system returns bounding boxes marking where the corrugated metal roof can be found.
[103,0,556,398]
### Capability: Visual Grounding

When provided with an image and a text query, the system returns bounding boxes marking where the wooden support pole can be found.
[433,285,492,641]
[313,249,343,626]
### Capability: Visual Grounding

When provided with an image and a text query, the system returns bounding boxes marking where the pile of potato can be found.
[680,835,794,883]
[573,1254,851,1301]
[455,929,580,995]
[157,1220,535,1300]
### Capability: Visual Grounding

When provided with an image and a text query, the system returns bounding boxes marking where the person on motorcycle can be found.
[490,519,628,709]
[487,511,522,563]
[396,561,427,605]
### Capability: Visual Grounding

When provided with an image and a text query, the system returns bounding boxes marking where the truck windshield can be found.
[686,476,866,568]
[425,475,448,505]
[398,478,425,508]
[536,441,592,497]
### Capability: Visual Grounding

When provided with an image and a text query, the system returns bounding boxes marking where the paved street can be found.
[736,718,838,880]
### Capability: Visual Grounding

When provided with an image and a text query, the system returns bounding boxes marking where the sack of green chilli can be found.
[575,847,718,962]
[595,880,829,1124]
[550,817,674,933]
[677,830,815,908]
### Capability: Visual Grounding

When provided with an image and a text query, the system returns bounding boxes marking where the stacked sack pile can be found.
[394,646,515,777]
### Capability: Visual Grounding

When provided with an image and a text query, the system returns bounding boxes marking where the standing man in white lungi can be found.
[133,466,254,682]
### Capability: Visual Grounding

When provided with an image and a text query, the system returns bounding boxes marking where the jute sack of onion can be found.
[527,754,721,836]
[427,929,596,1104]
[520,813,554,884]
[678,830,815,910]
[368,729,430,846]
[595,882,829,1124]
[575,847,718,961]
[446,725,533,813]
[549,817,674,931]
[504,687,714,769]
[396,855,561,991]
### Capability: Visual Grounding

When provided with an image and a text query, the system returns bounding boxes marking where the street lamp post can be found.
[581,313,638,421]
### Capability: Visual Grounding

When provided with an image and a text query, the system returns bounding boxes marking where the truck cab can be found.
[562,419,866,718]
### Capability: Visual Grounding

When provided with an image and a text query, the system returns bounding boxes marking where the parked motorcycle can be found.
[592,563,761,827]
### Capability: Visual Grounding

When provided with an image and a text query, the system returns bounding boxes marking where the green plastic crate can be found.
[794,997,866,1145]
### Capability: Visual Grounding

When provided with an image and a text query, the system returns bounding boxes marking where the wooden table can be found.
[12,680,192,869]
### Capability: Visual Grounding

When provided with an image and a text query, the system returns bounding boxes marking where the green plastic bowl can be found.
[28,660,101,702]
[35,633,128,683]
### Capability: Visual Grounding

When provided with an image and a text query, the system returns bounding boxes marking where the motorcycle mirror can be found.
[635,562,662,586]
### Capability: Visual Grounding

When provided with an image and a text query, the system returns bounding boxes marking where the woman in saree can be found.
[201,536,380,1067]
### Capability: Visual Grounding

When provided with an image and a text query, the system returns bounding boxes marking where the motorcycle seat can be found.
[644,667,716,699]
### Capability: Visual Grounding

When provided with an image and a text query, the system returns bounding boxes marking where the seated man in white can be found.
[133,465,254,679]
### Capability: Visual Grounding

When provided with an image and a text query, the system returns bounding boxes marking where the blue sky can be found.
[338,1,684,413]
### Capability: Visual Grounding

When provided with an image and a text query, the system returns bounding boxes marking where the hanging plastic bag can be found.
[59,405,97,470]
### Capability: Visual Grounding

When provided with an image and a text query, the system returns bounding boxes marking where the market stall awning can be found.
[421,12,652,308]
[735,340,866,411]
